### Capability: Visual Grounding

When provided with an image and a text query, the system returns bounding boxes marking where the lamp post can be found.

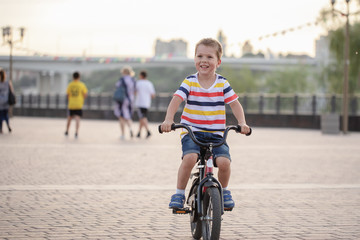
[330,0,350,134]
[2,26,25,83]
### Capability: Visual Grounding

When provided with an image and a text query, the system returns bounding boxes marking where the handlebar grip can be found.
[236,125,252,136]
[158,123,176,134]
[246,128,252,136]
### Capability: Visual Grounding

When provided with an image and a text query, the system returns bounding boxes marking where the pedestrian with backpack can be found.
[113,66,136,140]
[0,68,14,134]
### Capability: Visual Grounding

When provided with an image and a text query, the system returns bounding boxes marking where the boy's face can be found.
[195,44,221,75]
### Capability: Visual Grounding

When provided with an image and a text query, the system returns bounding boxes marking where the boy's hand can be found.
[160,120,174,133]
[239,124,251,135]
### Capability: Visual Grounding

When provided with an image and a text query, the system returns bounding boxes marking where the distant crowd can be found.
[64,66,155,139]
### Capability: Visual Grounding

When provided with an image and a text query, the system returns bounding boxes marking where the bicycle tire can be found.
[202,187,222,240]
[190,184,202,239]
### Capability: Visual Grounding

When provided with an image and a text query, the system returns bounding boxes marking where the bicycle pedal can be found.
[172,208,191,214]
[224,207,233,212]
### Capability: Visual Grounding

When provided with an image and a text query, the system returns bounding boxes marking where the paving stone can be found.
[0,117,359,239]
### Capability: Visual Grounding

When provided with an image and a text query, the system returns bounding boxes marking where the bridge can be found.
[0,55,318,94]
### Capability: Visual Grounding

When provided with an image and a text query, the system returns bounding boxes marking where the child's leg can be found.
[65,115,72,133]
[75,115,80,134]
[176,153,198,190]
[215,157,231,188]
[119,117,125,137]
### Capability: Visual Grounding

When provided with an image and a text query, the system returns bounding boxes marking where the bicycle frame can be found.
[159,123,251,239]
[159,123,251,214]
[194,145,225,216]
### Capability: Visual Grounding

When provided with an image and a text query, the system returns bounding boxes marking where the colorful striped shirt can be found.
[174,73,238,136]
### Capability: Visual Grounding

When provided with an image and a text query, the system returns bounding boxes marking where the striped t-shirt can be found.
[174,73,238,136]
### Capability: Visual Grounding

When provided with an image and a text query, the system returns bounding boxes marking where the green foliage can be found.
[318,1,360,94]
[83,66,197,94]
[82,64,319,95]
[263,66,313,94]
[218,65,258,93]
[325,22,360,94]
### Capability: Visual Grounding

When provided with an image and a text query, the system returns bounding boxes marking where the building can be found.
[217,30,227,57]
[242,40,253,56]
[315,34,332,67]
[154,39,187,57]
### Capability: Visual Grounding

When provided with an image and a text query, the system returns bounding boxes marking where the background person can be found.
[135,70,155,138]
[114,66,136,140]
[65,71,88,138]
[0,69,14,134]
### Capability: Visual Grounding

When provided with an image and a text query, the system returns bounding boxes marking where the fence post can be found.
[87,94,91,109]
[37,94,41,108]
[29,94,33,108]
[259,95,264,114]
[243,95,247,112]
[46,94,50,109]
[331,95,336,113]
[312,95,317,115]
[55,94,59,109]
[351,97,357,115]
[97,94,101,109]
[20,93,24,108]
[155,94,160,111]
[276,95,280,115]
[294,95,298,115]
[108,95,113,110]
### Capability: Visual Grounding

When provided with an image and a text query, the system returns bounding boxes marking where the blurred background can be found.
[1,0,360,131]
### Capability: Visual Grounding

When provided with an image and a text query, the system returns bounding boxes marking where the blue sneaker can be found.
[223,190,235,209]
[169,194,185,209]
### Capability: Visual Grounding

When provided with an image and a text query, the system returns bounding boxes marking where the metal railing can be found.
[14,93,360,116]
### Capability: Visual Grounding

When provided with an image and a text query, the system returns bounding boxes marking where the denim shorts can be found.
[181,131,231,163]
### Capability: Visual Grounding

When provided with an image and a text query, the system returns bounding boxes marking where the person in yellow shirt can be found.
[65,72,88,138]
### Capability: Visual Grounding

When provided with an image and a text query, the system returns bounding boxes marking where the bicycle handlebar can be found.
[158,123,252,148]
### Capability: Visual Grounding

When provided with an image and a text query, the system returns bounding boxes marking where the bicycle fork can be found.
[196,157,225,217]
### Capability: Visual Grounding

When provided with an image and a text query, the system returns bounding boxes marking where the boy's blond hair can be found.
[195,38,223,60]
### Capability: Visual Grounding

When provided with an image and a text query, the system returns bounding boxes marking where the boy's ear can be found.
[217,59,222,68]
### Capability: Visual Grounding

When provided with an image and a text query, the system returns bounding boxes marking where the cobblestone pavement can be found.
[0,117,359,240]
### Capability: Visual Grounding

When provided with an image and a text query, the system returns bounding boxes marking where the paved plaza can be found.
[0,117,360,240]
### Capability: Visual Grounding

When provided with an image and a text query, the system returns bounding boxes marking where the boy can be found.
[160,38,250,210]
[65,71,88,138]
[135,70,156,138]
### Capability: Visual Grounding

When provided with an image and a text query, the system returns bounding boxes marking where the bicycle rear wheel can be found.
[202,187,222,240]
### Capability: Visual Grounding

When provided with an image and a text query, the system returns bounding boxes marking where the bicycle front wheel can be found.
[202,187,222,240]
[190,185,202,239]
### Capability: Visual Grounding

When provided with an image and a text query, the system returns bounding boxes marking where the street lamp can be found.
[2,26,25,83]
[330,0,350,134]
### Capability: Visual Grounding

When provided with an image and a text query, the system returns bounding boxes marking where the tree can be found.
[218,65,258,93]
[318,4,360,94]
[263,66,313,93]
[328,22,360,94]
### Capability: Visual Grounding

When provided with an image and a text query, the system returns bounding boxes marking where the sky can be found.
[0,0,356,58]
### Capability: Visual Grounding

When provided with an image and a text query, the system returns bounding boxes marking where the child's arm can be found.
[160,95,183,132]
[229,100,251,135]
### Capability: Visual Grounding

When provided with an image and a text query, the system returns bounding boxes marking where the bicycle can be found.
[159,123,251,240]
